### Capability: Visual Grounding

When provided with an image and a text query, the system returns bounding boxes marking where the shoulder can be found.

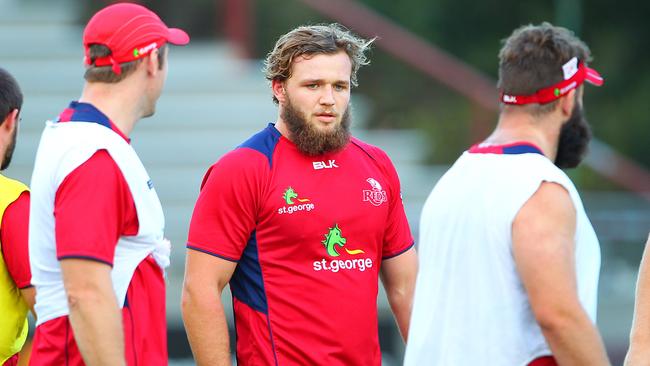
[48,120,123,148]
[65,149,122,179]
[236,124,283,168]
[0,174,29,194]
[515,154,579,200]
[510,153,571,180]
[2,191,29,228]
[349,137,393,165]
[516,181,576,233]
[57,150,127,196]
[0,174,29,212]
[200,142,273,191]
[41,124,128,183]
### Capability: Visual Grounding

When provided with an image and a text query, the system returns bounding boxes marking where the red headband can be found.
[501,57,604,105]
[86,39,167,75]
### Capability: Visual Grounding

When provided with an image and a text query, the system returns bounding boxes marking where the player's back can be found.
[405,147,599,366]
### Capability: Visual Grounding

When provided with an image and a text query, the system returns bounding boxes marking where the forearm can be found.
[67,289,125,366]
[182,286,231,366]
[540,312,609,366]
[19,287,35,316]
[386,289,412,342]
[61,258,125,366]
[381,248,417,342]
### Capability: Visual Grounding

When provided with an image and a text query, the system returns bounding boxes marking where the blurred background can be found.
[1,0,648,364]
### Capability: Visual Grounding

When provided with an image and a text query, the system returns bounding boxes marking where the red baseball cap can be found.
[501,57,604,105]
[83,3,190,75]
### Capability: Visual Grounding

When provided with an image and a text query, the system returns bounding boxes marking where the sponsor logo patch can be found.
[278,187,314,215]
[313,223,373,273]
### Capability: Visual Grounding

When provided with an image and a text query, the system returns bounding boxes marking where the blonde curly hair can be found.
[263,23,374,103]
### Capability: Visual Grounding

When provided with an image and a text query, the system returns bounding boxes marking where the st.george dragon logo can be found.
[363,178,387,206]
[313,224,374,273]
[278,187,315,215]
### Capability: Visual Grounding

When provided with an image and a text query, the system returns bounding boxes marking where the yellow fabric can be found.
[0,174,29,363]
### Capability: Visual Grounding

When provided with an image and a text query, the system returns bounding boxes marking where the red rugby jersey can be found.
[188,123,414,365]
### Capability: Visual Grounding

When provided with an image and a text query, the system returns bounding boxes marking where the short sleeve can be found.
[54,150,138,266]
[187,149,268,261]
[1,191,31,288]
[377,150,414,259]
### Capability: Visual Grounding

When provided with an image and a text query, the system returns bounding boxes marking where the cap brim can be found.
[585,66,604,86]
[167,28,190,46]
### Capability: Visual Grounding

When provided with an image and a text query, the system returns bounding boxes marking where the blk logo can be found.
[313,160,339,170]
[502,95,517,103]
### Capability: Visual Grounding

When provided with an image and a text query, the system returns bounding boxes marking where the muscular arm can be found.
[60,259,125,366]
[380,246,418,342]
[625,233,650,366]
[513,182,610,366]
[182,249,237,366]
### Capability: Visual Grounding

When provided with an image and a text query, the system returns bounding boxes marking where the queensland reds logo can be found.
[362,178,387,206]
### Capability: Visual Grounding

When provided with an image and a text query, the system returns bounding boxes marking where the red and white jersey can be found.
[405,142,600,366]
[28,102,168,365]
[188,124,413,365]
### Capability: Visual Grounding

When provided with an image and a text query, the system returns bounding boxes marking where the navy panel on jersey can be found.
[238,123,281,168]
[230,230,268,314]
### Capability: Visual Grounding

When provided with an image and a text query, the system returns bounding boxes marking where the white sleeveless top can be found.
[404,149,600,366]
[29,121,168,326]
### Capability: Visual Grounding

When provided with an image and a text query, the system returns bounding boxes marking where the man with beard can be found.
[182,24,417,365]
[28,4,189,365]
[0,68,33,366]
[404,23,610,366]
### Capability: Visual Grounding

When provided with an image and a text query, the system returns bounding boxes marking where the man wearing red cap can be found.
[28,3,189,366]
[405,23,610,366]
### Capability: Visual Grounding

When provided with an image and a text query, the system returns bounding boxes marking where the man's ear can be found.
[1,109,19,136]
[145,48,161,76]
[272,79,286,104]
[558,89,576,118]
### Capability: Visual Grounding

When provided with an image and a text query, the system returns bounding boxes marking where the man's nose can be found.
[319,85,335,106]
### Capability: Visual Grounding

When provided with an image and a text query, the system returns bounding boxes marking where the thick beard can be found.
[555,102,591,169]
[282,99,351,156]
[1,127,17,170]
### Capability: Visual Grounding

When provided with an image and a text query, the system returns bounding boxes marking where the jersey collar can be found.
[468,141,543,155]
[57,101,130,142]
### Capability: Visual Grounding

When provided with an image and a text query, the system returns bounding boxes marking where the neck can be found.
[275,111,291,139]
[483,109,561,161]
[78,80,145,137]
